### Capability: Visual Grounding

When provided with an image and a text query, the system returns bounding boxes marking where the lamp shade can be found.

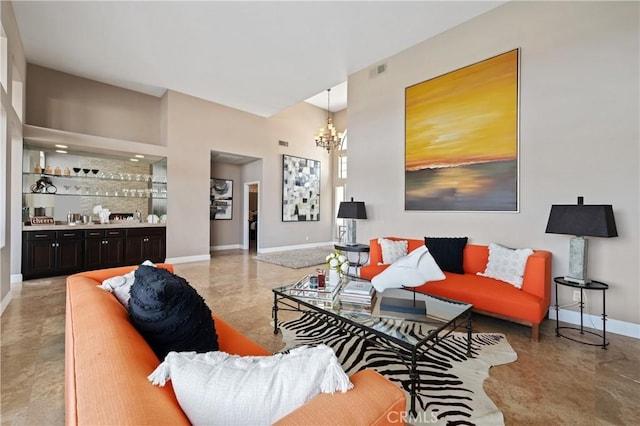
[545,204,617,238]
[337,198,367,220]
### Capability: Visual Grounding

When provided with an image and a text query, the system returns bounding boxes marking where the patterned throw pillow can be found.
[378,238,408,264]
[98,260,156,307]
[424,237,468,274]
[478,243,534,289]
[129,265,218,360]
[148,345,352,425]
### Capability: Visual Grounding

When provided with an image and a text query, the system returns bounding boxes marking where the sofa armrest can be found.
[521,250,552,308]
[275,369,406,426]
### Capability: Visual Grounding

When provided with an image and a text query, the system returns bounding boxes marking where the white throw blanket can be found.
[371,245,445,292]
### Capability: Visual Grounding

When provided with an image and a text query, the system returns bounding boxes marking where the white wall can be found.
[1,0,26,312]
[163,90,333,261]
[347,1,639,327]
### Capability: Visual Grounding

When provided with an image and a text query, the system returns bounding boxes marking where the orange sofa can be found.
[360,238,552,341]
[65,265,406,425]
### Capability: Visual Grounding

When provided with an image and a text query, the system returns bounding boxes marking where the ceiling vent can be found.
[278,140,289,147]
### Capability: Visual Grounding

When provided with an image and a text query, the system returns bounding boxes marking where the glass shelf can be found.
[22,191,167,199]
[23,172,167,185]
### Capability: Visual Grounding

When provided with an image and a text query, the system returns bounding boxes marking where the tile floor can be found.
[1,249,639,425]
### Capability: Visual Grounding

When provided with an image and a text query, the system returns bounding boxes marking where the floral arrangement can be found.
[92,205,111,224]
[326,250,349,274]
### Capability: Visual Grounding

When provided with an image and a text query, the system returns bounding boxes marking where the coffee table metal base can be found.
[272,290,473,416]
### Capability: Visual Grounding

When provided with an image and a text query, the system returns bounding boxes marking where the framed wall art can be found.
[282,154,320,222]
[210,178,233,220]
[405,49,519,212]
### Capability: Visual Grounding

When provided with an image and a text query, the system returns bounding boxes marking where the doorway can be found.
[244,181,259,252]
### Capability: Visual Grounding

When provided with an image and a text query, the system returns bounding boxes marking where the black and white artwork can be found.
[282,155,320,222]
[210,178,233,220]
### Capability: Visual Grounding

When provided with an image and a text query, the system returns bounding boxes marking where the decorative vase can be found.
[329,268,341,288]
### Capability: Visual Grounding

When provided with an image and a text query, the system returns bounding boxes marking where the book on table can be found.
[342,280,374,296]
[339,280,375,306]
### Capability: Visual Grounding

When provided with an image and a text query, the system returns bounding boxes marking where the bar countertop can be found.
[23,222,167,231]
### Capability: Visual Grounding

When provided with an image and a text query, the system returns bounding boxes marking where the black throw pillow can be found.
[129,265,219,360]
[424,237,468,275]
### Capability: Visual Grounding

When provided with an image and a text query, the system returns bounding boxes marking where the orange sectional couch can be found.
[65,265,406,425]
[360,238,552,341]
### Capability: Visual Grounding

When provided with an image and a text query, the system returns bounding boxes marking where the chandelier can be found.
[315,88,343,153]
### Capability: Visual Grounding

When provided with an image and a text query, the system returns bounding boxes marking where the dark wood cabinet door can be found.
[102,237,125,267]
[124,236,144,265]
[85,229,125,269]
[56,238,84,274]
[22,238,56,278]
[141,235,165,263]
[84,237,104,270]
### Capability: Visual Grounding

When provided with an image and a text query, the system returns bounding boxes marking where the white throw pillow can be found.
[372,245,445,292]
[378,238,408,264]
[477,243,533,289]
[98,260,155,306]
[148,345,352,425]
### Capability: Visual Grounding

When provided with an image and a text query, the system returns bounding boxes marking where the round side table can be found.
[334,243,370,276]
[554,277,609,349]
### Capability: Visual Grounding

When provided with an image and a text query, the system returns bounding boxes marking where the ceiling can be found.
[12,1,505,117]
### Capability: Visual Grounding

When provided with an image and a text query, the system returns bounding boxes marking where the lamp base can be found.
[345,219,357,246]
[567,236,590,285]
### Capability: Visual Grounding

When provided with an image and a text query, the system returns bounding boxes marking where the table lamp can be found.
[545,196,617,285]
[337,197,367,246]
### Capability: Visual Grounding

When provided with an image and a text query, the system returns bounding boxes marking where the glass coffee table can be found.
[272,275,473,415]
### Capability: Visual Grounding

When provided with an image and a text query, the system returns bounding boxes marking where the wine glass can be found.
[91,169,99,177]
[73,167,81,176]
[74,185,81,194]
[82,168,90,176]
[123,188,129,197]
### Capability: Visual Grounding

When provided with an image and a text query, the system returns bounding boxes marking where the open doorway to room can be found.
[244,182,259,253]
[210,151,260,253]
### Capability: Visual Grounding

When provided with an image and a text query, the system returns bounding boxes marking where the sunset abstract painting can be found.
[405,49,519,211]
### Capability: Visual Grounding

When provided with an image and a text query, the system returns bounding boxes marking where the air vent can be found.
[369,63,387,78]
[278,140,289,147]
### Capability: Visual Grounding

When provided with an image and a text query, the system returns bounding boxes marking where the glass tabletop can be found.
[273,274,473,347]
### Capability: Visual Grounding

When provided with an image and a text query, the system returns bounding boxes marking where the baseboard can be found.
[0,288,12,316]
[549,308,640,339]
[164,254,211,264]
[10,273,22,283]
[258,241,334,254]
[210,244,243,251]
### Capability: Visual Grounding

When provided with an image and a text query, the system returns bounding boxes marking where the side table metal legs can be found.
[554,278,609,349]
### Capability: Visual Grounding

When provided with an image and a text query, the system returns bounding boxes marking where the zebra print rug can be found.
[278,311,517,426]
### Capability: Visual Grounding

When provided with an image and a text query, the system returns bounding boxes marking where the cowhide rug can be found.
[278,311,517,426]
